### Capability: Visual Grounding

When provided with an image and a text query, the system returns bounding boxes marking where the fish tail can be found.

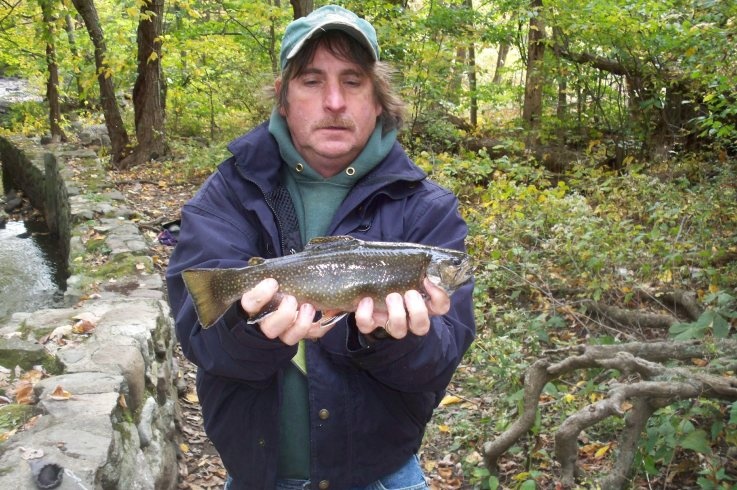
[182,268,245,329]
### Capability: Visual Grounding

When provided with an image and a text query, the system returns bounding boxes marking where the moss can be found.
[0,404,40,443]
[93,255,154,278]
[85,237,110,253]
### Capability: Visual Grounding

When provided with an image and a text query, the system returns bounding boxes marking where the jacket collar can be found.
[226,122,427,196]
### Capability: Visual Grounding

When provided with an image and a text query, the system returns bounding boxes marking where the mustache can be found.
[313,117,355,131]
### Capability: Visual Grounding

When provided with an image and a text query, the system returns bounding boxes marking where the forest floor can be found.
[112,160,469,489]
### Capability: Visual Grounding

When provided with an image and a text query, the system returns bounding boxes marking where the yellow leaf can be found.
[589,392,604,403]
[186,391,199,404]
[438,424,450,433]
[439,395,463,406]
[513,471,531,481]
[563,393,575,403]
[118,393,128,409]
[709,284,719,294]
[594,444,611,459]
[179,443,190,453]
[147,51,159,63]
[126,7,138,17]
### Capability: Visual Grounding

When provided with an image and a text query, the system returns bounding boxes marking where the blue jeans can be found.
[224,455,428,490]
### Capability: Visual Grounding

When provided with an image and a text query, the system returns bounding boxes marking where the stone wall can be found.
[0,137,179,489]
[0,135,71,261]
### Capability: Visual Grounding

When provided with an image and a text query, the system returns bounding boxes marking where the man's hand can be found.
[353,278,451,339]
[239,278,334,345]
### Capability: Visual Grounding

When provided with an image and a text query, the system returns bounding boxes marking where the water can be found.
[1,77,62,322]
[0,218,64,323]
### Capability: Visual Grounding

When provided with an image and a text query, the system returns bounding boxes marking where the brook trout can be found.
[182,235,473,328]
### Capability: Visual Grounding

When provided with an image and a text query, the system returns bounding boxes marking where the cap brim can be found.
[286,20,378,63]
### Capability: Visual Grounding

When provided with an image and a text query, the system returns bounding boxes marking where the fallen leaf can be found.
[439,395,463,406]
[14,381,36,404]
[186,391,199,404]
[48,324,73,342]
[72,312,100,323]
[118,393,128,409]
[72,318,96,334]
[49,385,72,400]
[19,447,44,460]
[594,443,612,459]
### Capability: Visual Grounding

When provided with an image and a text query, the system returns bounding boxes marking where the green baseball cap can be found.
[280,5,379,71]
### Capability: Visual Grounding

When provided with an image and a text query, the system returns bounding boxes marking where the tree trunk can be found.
[269,0,281,76]
[522,0,545,145]
[290,0,313,19]
[69,0,131,164]
[464,0,477,128]
[119,0,168,169]
[39,0,66,142]
[468,43,478,128]
[64,14,86,108]
[492,42,509,84]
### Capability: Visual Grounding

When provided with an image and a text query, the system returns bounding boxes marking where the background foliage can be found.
[1,0,736,488]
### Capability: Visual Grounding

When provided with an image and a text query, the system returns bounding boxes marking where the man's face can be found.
[277,44,382,178]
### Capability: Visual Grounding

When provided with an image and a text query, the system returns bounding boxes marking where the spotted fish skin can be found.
[182,236,473,328]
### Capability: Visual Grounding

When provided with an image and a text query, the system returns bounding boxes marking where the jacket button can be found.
[318,409,330,420]
[318,480,330,489]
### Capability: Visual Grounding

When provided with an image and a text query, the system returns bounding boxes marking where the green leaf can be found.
[679,429,712,454]
[488,475,500,490]
[712,313,730,338]
[519,480,537,490]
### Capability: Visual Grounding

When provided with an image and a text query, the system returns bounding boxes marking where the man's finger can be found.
[240,278,279,317]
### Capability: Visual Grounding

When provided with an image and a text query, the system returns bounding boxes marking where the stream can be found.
[1,76,63,323]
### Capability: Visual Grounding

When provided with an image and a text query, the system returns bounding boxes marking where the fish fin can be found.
[182,268,247,329]
[319,312,348,328]
[304,235,360,251]
[245,293,284,324]
[248,256,266,265]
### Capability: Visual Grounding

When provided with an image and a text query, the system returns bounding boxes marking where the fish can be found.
[182,235,473,329]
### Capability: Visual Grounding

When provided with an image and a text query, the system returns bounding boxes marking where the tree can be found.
[119,0,168,169]
[38,0,66,141]
[69,0,131,164]
[521,0,544,145]
[289,0,313,19]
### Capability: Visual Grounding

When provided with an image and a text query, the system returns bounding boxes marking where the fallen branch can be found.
[581,299,677,329]
[482,340,737,489]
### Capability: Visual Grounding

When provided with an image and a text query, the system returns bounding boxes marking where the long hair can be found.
[276,30,406,132]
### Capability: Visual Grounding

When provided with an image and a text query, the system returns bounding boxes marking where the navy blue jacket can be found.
[166,123,476,489]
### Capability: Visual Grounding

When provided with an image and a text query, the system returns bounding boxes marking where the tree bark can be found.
[64,14,86,108]
[118,0,168,169]
[290,0,313,19]
[492,42,510,85]
[39,0,66,142]
[69,0,131,164]
[522,0,545,145]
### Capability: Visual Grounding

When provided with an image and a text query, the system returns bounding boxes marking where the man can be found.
[166,5,475,490]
